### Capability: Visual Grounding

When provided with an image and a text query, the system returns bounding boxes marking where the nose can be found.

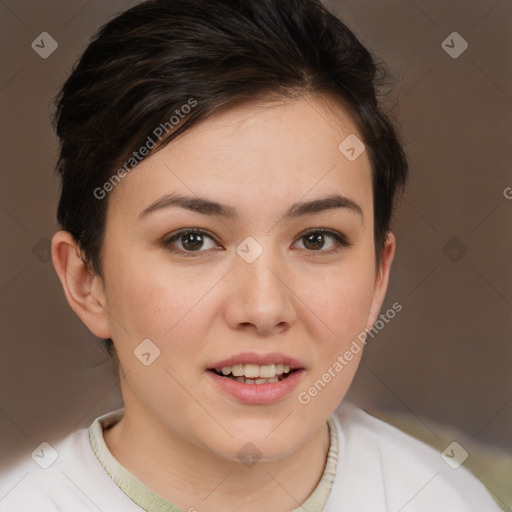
[224,246,297,336]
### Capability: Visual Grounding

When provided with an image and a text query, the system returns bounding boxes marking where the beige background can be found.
[0,0,511,503]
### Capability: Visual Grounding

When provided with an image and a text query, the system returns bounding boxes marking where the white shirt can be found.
[0,402,501,511]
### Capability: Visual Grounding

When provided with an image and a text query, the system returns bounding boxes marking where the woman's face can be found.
[94,95,394,461]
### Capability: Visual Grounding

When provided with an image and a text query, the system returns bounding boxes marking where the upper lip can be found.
[209,352,305,371]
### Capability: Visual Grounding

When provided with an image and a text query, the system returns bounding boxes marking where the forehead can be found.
[107,96,373,223]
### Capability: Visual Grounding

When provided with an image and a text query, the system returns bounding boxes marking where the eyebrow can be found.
[138,193,363,221]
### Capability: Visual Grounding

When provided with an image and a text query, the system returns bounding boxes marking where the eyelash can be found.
[162,228,351,258]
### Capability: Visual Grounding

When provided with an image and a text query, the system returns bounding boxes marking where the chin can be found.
[204,424,306,464]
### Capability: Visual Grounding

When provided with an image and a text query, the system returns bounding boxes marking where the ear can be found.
[51,230,112,339]
[366,232,396,329]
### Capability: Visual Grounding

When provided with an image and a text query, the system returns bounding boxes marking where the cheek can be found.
[104,254,221,355]
[294,268,374,417]
[300,261,376,345]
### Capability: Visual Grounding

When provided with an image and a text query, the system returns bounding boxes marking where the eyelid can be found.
[163,227,351,256]
[297,228,351,247]
[163,228,220,250]
[293,228,352,256]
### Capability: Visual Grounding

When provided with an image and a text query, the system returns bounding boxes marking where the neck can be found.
[103,402,331,512]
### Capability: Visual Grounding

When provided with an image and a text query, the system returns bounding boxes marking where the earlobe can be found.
[51,230,112,339]
[366,232,396,330]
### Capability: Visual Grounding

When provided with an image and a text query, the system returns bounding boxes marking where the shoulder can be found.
[0,416,138,512]
[325,402,502,512]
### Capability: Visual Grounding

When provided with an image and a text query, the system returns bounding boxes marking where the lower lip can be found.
[206,369,305,405]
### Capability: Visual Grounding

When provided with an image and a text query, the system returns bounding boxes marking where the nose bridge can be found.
[228,236,295,332]
[237,239,286,299]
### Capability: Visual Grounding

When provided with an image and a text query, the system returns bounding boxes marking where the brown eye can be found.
[164,229,219,254]
[302,232,328,250]
[294,229,350,253]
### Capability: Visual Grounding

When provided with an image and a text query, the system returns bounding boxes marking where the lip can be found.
[209,352,305,372]
[206,368,305,405]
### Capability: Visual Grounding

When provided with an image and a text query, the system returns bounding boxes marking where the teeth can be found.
[219,363,293,379]
[259,364,276,378]
[244,363,260,378]
[235,376,279,385]
[231,364,244,377]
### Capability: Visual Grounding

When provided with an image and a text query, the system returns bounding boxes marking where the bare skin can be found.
[52,95,395,511]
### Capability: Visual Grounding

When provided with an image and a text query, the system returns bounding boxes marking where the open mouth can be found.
[209,364,298,385]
